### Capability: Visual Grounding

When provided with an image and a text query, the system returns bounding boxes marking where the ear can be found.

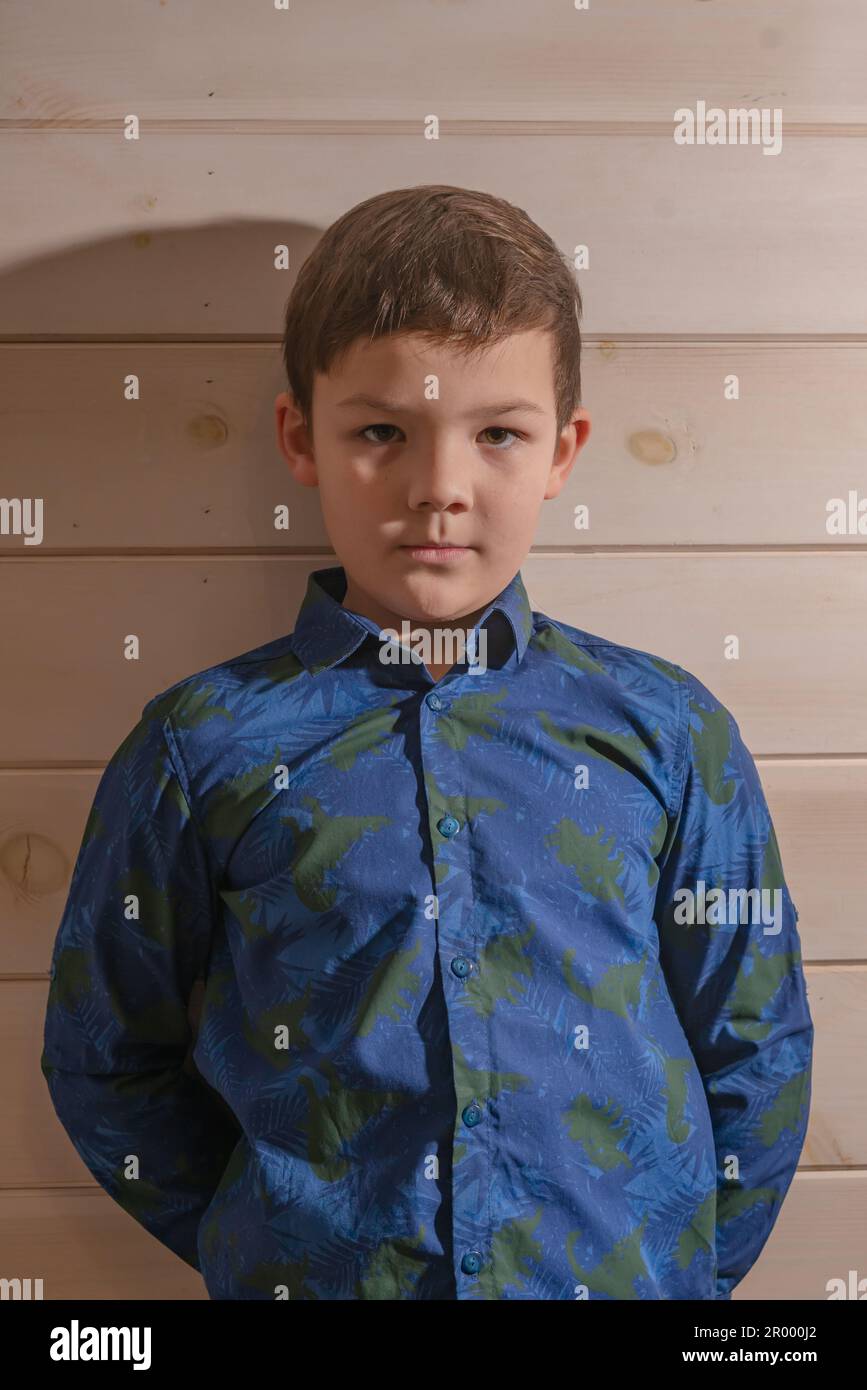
[275,390,319,487]
[545,408,591,500]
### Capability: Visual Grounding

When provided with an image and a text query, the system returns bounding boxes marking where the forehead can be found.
[317,327,556,403]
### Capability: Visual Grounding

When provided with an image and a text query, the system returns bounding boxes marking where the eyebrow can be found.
[335,393,547,418]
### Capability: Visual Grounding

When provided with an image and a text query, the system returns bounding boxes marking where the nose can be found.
[405,439,472,512]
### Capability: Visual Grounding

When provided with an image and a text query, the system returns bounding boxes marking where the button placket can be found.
[420,688,493,1295]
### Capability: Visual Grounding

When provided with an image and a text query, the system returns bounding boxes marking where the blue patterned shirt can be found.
[41,563,813,1300]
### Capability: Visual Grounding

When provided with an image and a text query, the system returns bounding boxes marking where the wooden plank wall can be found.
[1,0,865,1301]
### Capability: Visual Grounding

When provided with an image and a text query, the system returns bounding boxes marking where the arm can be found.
[654,669,814,1299]
[40,696,242,1272]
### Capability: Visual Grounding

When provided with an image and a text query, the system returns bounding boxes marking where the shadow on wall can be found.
[0,219,340,944]
[0,218,335,553]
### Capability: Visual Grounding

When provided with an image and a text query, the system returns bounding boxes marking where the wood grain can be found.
[1,552,865,760]
[2,342,866,550]
[2,0,865,126]
[1,137,866,334]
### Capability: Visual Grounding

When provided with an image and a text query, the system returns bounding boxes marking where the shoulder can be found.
[532,612,736,715]
[531,611,697,705]
[138,629,305,732]
[529,614,747,801]
[95,631,306,799]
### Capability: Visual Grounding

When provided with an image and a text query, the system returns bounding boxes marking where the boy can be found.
[42,184,813,1300]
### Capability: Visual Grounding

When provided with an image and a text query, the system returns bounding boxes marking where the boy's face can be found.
[275,328,590,638]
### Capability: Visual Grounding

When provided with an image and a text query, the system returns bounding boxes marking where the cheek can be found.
[485,471,548,529]
[330,451,394,493]
[317,462,373,516]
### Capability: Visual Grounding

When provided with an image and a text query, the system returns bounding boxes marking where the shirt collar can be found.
[292,564,534,676]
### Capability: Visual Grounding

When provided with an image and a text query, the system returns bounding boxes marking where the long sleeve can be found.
[653,669,814,1299]
[40,694,242,1272]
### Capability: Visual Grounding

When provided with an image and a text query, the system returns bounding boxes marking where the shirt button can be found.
[462,1102,483,1127]
[450,956,472,978]
[461,1251,483,1276]
[437,815,460,837]
[425,691,448,711]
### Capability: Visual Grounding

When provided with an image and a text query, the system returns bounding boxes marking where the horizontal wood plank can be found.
[2,136,866,334]
[1,554,864,760]
[0,969,856,1184]
[733,1171,867,1300]
[2,0,865,126]
[3,342,866,550]
[1,760,863,972]
[0,1188,206,1299]
[757,760,867,963]
[0,1169,858,1301]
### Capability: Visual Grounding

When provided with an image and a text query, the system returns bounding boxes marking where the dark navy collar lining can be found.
[291,564,534,676]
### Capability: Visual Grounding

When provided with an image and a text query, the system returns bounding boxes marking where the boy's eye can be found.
[358,424,522,449]
[359,424,401,445]
[479,427,520,449]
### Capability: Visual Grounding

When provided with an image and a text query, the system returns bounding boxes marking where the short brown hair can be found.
[281,184,583,442]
